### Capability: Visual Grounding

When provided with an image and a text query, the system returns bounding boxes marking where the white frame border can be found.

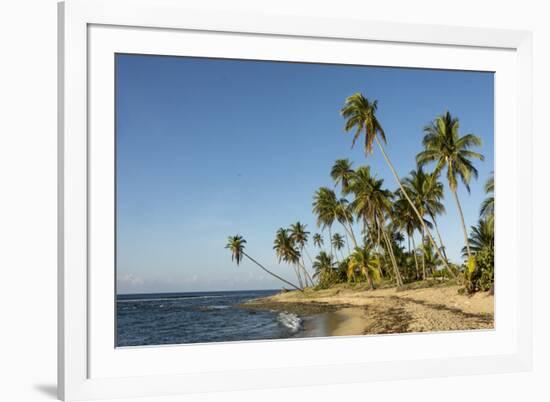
[59,0,533,400]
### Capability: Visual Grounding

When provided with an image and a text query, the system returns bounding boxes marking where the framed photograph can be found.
[58,0,533,400]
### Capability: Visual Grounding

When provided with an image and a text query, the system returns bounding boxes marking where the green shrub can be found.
[461,246,494,293]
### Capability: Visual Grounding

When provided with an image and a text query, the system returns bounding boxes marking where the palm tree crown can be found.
[312,251,335,276]
[331,158,355,193]
[225,235,246,265]
[417,111,484,262]
[480,172,494,221]
[417,111,484,192]
[348,246,380,288]
[341,93,386,155]
[312,187,339,231]
[331,233,345,252]
[313,233,324,248]
[341,94,454,277]
[289,221,310,249]
[273,228,301,265]
[463,219,494,256]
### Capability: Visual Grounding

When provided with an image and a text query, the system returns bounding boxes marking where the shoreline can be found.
[242,283,494,336]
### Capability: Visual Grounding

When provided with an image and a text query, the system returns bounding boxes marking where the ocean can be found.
[116,290,304,347]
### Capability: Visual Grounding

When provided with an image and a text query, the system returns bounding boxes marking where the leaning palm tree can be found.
[402,168,446,278]
[335,198,358,248]
[225,235,301,291]
[331,233,346,260]
[480,172,494,226]
[423,171,449,260]
[417,111,484,263]
[393,194,421,280]
[341,93,452,274]
[274,228,304,288]
[348,246,381,289]
[348,166,403,286]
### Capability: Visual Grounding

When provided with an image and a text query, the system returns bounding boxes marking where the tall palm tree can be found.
[402,168,452,278]
[341,93,452,274]
[347,166,376,238]
[335,198,358,248]
[331,233,345,260]
[313,233,324,249]
[312,188,358,253]
[289,221,314,286]
[273,228,304,288]
[348,166,403,286]
[225,235,301,291]
[393,193,421,279]
[348,246,381,289]
[423,171,449,260]
[417,111,484,263]
[480,172,494,226]
[312,187,338,257]
[331,158,355,194]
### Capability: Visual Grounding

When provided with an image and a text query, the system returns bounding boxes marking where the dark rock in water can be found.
[240,300,351,316]
[248,310,257,315]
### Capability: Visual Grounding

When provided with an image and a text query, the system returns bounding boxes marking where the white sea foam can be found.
[277,312,302,333]
[207,305,230,310]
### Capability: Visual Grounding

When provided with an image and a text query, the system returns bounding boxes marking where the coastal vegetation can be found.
[226,92,494,295]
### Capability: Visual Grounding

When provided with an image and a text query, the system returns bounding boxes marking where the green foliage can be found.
[417,111,484,192]
[313,251,337,289]
[226,100,494,294]
[461,246,494,293]
[225,235,246,265]
[348,246,380,289]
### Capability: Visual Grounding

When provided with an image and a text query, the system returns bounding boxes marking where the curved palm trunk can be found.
[303,247,314,266]
[294,264,304,288]
[429,212,449,261]
[243,252,303,291]
[301,248,315,287]
[343,231,352,254]
[299,258,314,287]
[382,228,403,287]
[375,137,456,278]
[420,228,427,280]
[341,211,359,248]
[411,234,420,280]
[328,227,334,258]
[451,188,472,260]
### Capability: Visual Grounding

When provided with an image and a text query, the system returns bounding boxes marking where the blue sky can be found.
[115,54,494,294]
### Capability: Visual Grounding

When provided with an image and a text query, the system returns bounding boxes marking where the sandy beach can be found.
[242,283,494,336]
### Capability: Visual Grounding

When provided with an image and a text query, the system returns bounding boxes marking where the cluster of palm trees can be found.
[225,92,494,292]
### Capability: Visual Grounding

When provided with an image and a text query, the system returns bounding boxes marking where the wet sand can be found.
[296,308,367,338]
[242,283,494,336]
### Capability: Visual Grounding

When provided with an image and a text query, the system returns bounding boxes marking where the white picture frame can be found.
[58,0,533,400]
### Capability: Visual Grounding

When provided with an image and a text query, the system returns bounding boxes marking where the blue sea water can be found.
[116,290,303,347]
